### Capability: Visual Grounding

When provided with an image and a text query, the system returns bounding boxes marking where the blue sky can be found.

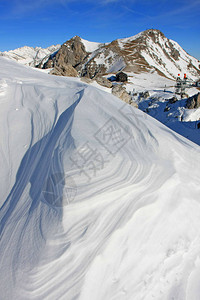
[0,0,199,59]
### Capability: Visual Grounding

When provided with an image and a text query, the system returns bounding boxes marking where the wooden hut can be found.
[116,72,128,82]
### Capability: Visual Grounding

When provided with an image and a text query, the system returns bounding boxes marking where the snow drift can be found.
[0,56,200,300]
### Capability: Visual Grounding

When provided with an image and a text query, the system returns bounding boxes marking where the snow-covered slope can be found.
[0,44,60,67]
[80,38,103,52]
[113,71,200,145]
[138,90,200,146]
[1,56,200,300]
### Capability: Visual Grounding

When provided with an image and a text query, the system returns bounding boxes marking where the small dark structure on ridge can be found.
[195,80,200,87]
[116,72,128,82]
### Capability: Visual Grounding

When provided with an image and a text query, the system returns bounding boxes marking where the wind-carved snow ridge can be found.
[0,56,200,300]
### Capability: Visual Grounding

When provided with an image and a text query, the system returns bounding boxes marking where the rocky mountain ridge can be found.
[1,29,200,81]
[41,29,200,80]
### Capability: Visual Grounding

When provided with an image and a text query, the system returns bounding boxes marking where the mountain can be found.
[2,30,200,80]
[37,35,104,76]
[1,56,200,300]
[0,44,60,67]
[41,29,200,80]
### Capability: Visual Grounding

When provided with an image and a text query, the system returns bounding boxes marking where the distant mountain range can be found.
[0,44,60,67]
[1,29,200,80]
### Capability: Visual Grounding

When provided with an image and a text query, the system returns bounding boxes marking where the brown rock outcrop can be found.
[112,85,132,103]
[96,76,112,88]
[186,93,200,109]
[50,64,78,77]
[43,36,88,76]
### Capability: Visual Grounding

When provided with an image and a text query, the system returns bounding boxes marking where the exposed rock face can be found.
[50,64,78,77]
[95,76,112,88]
[81,62,107,79]
[80,77,93,84]
[139,91,150,99]
[43,36,88,76]
[112,85,132,103]
[186,93,200,109]
[164,105,170,112]
[130,101,138,108]
[169,96,178,104]
[81,44,120,78]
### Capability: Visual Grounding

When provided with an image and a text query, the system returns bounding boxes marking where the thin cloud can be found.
[121,0,200,27]
[122,5,151,18]
[162,0,200,17]
[3,0,121,15]
[2,0,200,23]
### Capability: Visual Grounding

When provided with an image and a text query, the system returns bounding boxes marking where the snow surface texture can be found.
[1,57,200,300]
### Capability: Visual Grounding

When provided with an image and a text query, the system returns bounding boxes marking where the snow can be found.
[169,39,200,70]
[110,71,200,145]
[182,107,200,122]
[120,71,200,145]
[138,93,200,146]
[80,38,102,53]
[1,56,200,300]
[125,71,175,92]
[93,50,126,73]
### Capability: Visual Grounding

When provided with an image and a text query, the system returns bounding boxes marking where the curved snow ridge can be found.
[0,57,200,300]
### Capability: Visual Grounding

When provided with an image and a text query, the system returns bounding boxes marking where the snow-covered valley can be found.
[1,56,200,300]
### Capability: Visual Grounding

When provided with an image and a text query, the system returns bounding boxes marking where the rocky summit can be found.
[39,36,88,77]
